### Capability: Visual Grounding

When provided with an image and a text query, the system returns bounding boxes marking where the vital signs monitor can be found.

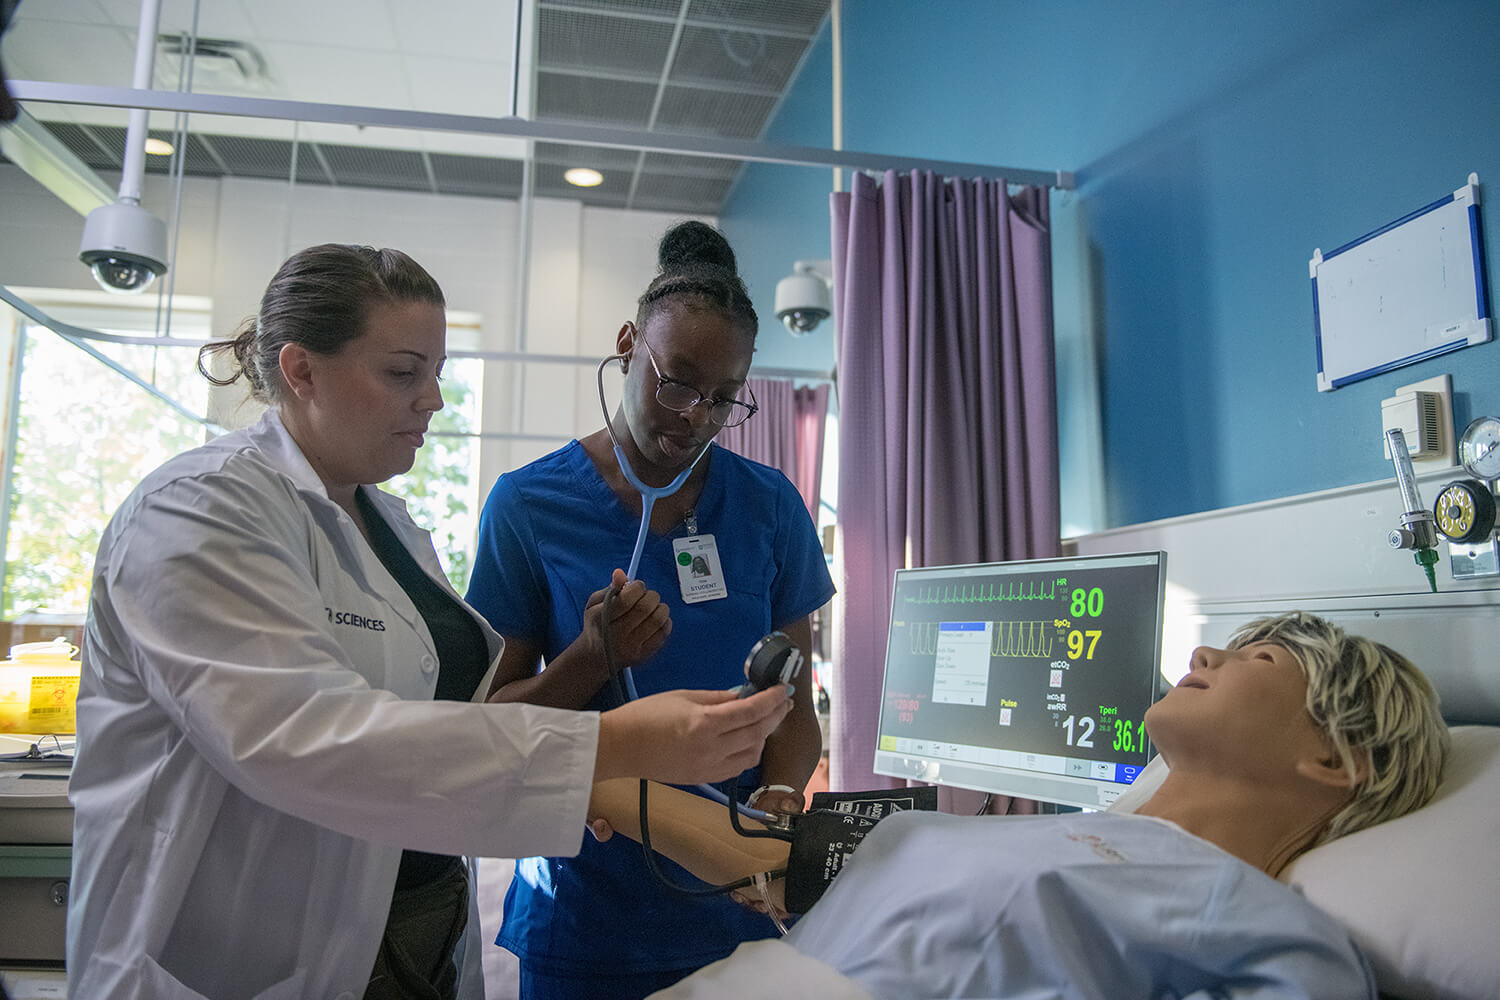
[872,552,1167,810]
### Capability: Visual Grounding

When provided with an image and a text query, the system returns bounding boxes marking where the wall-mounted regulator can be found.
[1434,416,1500,580]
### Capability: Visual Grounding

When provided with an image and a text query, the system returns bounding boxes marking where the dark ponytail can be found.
[636,221,757,340]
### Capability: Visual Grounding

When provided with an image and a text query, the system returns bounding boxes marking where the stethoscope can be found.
[595,351,711,585]
[595,349,785,830]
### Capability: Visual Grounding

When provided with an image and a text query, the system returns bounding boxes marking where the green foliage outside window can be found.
[4,335,206,617]
[2,329,480,617]
[389,359,481,593]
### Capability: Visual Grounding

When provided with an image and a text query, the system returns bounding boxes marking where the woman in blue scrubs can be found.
[467,221,834,998]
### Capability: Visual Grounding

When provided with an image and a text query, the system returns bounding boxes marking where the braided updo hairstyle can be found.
[635,221,757,340]
[198,244,444,404]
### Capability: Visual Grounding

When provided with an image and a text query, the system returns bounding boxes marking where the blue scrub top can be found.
[467,440,836,974]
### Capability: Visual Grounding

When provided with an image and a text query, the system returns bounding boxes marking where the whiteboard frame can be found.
[1311,173,1491,392]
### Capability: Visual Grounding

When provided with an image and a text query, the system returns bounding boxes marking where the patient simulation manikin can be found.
[591,617,1450,1000]
[589,781,1376,1000]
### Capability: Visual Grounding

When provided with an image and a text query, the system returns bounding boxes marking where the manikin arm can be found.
[589,778,791,886]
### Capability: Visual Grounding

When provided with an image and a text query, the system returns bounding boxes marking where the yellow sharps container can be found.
[0,639,81,735]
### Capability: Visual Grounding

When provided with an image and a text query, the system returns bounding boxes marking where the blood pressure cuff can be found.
[783,786,938,914]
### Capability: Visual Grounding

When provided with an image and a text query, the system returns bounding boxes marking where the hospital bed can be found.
[654,590,1499,1000]
[3,603,1493,999]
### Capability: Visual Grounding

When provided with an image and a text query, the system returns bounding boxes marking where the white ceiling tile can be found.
[91,0,158,29]
[88,0,257,37]
[388,0,517,61]
[404,55,515,119]
[6,20,136,85]
[152,0,261,41]
[259,42,412,108]
[10,1,264,87]
[10,0,113,27]
[239,0,399,51]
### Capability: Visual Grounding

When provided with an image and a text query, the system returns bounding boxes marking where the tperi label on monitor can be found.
[673,535,727,603]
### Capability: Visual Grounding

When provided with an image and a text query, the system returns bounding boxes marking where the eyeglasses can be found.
[638,337,758,428]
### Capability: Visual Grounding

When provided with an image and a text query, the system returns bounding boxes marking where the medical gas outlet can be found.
[1434,416,1500,581]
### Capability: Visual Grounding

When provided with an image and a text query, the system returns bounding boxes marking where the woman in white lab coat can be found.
[65,244,794,1000]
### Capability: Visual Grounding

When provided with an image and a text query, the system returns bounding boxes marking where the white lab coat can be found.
[67,410,598,1000]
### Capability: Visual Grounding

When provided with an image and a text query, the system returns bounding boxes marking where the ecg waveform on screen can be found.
[903,579,1057,605]
[907,620,1055,658]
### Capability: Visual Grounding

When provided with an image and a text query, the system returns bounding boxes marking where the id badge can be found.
[673,534,728,604]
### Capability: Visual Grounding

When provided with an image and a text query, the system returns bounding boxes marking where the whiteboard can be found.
[1311,173,1490,391]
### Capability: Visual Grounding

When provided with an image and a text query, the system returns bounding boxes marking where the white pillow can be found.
[1111,726,1500,1000]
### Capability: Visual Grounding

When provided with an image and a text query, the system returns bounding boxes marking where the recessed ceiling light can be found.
[564,167,604,188]
[143,138,174,156]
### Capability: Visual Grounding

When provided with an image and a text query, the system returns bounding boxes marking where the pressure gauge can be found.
[1458,415,1500,480]
[1433,479,1497,544]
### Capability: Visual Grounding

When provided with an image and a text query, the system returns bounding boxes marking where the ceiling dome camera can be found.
[79,200,168,294]
[774,264,832,336]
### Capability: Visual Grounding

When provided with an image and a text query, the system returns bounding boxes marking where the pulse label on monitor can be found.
[998,697,1017,726]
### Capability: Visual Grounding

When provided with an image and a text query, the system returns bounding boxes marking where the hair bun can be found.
[658,220,737,276]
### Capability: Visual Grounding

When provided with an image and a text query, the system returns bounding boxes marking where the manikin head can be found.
[1147,611,1449,850]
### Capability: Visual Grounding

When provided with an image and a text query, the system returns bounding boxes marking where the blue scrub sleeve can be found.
[465,474,549,642]
[769,476,835,626]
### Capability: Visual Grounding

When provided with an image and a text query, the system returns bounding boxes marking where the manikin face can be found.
[617,301,753,475]
[285,298,446,493]
[1144,640,1336,780]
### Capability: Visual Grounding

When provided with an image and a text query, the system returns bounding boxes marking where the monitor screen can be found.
[871,551,1167,810]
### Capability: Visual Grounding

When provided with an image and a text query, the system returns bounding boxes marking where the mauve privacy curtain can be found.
[830,169,1060,806]
[716,377,831,519]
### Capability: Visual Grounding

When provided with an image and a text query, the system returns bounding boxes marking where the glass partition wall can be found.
[0,0,856,615]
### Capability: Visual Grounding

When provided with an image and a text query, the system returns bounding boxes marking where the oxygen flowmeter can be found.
[1384,428,1440,593]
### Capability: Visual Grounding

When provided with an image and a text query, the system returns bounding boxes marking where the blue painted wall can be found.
[721,31,838,376]
[722,0,1500,530]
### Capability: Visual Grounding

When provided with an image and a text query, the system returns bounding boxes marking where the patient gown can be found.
[658,810,1376,999]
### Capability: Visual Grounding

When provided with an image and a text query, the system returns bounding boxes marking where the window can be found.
[2,317,210,618]
[0,297,484,616]
[388,352,483,592]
